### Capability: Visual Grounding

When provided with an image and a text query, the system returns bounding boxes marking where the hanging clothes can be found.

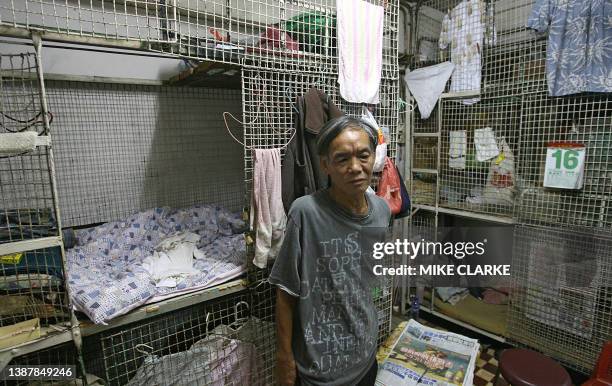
[527,0,612,96]
[404,62,455,119]
[336,0,384,104]
[251,149,286,269]
[281,88,344,212]
[439,0,496,104]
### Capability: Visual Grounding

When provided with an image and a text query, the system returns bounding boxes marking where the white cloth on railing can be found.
[0,132,37,156]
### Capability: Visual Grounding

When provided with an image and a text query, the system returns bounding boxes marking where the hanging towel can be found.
[405,62,455,119]
[336,0,384,104]
[251,148,286,269]
[0,132,38,156]
[449,130,467,169]
[474,127,499,162]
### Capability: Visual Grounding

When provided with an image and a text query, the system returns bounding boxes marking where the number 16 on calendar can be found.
[543,142,586,189]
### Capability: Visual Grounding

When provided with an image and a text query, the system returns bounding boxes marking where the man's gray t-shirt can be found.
[269,189,391,386]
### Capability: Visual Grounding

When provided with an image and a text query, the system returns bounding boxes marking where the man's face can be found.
[321,128,375,196]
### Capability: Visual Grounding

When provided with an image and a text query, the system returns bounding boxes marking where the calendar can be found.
[543,142,586,189]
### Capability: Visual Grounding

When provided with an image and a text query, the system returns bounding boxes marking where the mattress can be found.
[426,291,508,337]
[65,205,247,325]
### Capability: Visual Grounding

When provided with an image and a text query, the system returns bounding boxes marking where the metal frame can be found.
[406,0,612,374]
[0,1,401,384]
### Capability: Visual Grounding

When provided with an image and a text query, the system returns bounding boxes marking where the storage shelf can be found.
[0,237,63,256]
[420,307,507,343]
[0,325,74,367]
[412,168,438,174]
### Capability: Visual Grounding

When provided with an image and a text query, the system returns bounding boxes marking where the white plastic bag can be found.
[362,106,387,172]
[483,138,515,205]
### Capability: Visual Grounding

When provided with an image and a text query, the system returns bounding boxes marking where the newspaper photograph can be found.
[376,320,480,386]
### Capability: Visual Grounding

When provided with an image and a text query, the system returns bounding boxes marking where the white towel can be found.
[0,132,37,156]
[449,130,467,169]
[337,0,384,104]
[250,148,286,269]
[474,127,499,162]
[405,62,455,119]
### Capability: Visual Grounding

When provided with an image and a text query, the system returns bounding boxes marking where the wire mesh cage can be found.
[0,0,177,43]
[0,50,73,348]
[508,225,612,373]
[409,0,545,97]
[0,53,58,245]
[91,289,276,386]
[438,95,520,218]
[45,81,245,228]
[516,93,612,229]
[0,0,399,73]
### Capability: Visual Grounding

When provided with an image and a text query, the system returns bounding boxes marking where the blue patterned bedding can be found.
[65,205,246,325]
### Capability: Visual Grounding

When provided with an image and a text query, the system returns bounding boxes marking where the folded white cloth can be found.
[405,62,455,119]
[142,232,202,288]
[0,132,38,156]
[449,130,467,169]
[474,127,499,162]
[337,0,384,104]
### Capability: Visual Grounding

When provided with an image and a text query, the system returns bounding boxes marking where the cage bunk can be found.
[0,41,84,382]
[0,1,400,384]
[407,0,612,374]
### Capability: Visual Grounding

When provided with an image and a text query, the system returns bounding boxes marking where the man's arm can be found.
[276,287,298,386]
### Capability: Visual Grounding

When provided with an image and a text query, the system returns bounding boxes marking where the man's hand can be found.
[276,354,297,386]
[276,288,298,385]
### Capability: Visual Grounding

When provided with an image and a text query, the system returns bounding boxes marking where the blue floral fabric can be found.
[66,205,246,324]
[527,0,612,96]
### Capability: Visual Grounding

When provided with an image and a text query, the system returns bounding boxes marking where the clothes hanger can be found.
[223,72,296,150]
[228,301,250,331]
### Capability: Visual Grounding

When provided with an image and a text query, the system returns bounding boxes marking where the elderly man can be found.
[270,116,391,386]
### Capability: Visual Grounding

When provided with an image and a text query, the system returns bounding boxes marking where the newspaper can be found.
[376,320,480,386]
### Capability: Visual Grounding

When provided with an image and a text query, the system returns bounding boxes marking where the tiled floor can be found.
[474,347,508,386]
[388,315,509,386]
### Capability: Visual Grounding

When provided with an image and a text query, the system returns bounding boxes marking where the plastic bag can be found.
[483,138,515,204]
[377,157,402,215]
[362,106,387,172]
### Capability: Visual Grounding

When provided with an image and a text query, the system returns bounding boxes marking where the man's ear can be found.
[320,156,330,175]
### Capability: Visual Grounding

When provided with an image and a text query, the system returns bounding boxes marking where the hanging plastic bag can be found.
[377,157,402,215]
[483,138,515,205]
[395,164,411,218]
[362,106,387,172]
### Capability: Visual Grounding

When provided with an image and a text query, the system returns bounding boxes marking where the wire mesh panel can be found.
[0,0,177,43]
[508,225,612,373]
[410,0,544,97]
[0,53,58,244]
[438,95,520,218]
[241,68,399,200]
[516,93,612,228]
[46,81,245,227]
[94,289,275,386]
[0,50,73,336]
